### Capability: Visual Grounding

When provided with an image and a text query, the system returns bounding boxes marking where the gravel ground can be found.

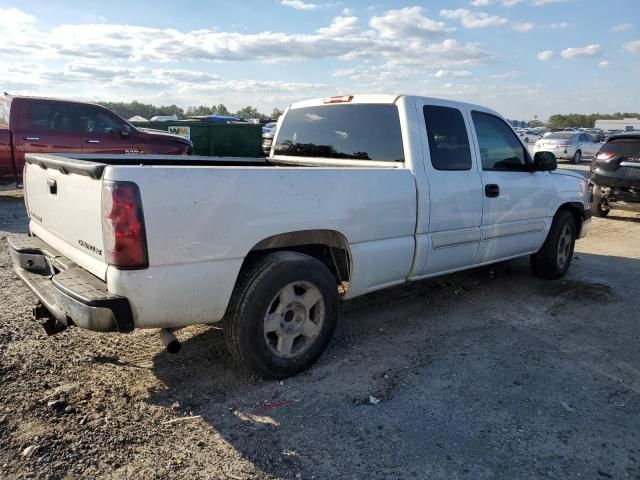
[1,188,639,480]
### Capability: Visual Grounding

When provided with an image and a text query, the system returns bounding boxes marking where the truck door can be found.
[416,102,483,275]
[13,100,82,167]
[75,105,142,154]
[469,110,552,263]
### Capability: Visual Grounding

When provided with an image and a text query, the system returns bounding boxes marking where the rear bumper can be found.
[8,235,133,333]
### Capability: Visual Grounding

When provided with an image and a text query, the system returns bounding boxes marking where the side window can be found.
[423,105,472,171]
[471,111,528,171]
[77,106,122,134]
[27,102,73,133]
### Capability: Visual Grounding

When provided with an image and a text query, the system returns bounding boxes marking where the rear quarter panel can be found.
[104,165,417,328]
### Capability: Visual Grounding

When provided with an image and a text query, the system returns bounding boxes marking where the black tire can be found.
[531,210,576,280]
[224,251,338,379]
[572,150,582,164]
[590,185,610,217]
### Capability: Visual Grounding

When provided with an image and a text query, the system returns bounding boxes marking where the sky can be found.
[0,0,638,120]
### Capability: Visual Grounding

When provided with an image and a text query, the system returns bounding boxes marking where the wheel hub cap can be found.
[264,281,325,358]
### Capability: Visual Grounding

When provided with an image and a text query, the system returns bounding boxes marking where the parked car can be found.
[9,94,590,379]
[262,128,276,156]
[517,129,542,144]
[0,94,193,183]
[589,131,640,217]
[533,131,600,163]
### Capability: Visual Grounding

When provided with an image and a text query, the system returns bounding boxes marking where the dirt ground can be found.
[1,179,639,480]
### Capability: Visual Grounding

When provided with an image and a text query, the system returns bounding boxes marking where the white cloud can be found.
[549,22,570,29]
[512,22,533,31]
[0,7,36,31]
[530,0,569,5]
[491,70,520,79]
[624,40,640,54]
[370,7,453,39]
[598,60,609,68]
[560,44,601,58]
[280,0,320,11]
[537,50,554,60]
[470,0,491,5]
[317,14,360,36]
[440,9,508,29]
[611,23,633,32]
[433,69,473,78]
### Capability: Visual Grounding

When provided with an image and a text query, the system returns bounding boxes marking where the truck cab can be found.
[0,94,193,183]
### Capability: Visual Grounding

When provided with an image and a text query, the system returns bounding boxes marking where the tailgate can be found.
[24,154,108,280]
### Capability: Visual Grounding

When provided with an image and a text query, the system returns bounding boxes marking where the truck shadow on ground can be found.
[145,253,640,479]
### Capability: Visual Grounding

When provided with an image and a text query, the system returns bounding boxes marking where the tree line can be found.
[97,100,283,120]
[546,112,640,129]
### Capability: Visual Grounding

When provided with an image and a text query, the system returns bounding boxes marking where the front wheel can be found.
[224,251,338,379]
[531,210,576,280]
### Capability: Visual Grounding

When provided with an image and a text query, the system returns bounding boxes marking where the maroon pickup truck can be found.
[0,94,193,183]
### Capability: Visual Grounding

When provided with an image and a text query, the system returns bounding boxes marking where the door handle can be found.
[47,178,57,195]
[485,184,500,198]
[86,139,100,144]
[24,136,40,141]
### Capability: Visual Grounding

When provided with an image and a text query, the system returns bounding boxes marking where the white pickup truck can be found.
[9,94,591,379]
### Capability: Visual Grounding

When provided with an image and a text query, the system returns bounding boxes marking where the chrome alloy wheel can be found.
[263,281,325,358]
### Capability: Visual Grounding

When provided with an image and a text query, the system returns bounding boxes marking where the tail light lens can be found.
[557,142,571,148]
[595,151,616,161]
[101,181,148,268]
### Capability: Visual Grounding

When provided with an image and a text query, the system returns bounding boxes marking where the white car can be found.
[10,94,591,378]
[534,132,601,163]
[517,129,542,144]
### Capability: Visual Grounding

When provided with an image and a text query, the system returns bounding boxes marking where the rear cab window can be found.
[274,104,404,163]
[423,105,472,171]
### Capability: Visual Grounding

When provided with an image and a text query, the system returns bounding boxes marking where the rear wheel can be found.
[572,150,582,164]
[531,210,576,280]
[590,185,610,217]
[224,251,338,379]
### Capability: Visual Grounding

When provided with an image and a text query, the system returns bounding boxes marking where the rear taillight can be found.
[595,151,616,161]
[101,181,148,269]
[558,142,571,148]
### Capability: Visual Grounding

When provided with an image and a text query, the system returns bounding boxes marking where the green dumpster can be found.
[131,121,264,157]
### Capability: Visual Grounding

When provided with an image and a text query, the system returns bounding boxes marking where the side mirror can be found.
[533,151,557,171]
[120,125,132,137]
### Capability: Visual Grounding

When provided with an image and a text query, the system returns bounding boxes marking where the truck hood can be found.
[137,127,192,145]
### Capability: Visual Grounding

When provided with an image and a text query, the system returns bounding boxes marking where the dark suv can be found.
[590,132,640,217]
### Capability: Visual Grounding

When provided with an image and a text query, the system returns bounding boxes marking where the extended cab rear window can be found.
[274,104,404,162]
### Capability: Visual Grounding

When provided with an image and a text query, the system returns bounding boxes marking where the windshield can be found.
[274,104,404,162]
[546,132,576,140]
